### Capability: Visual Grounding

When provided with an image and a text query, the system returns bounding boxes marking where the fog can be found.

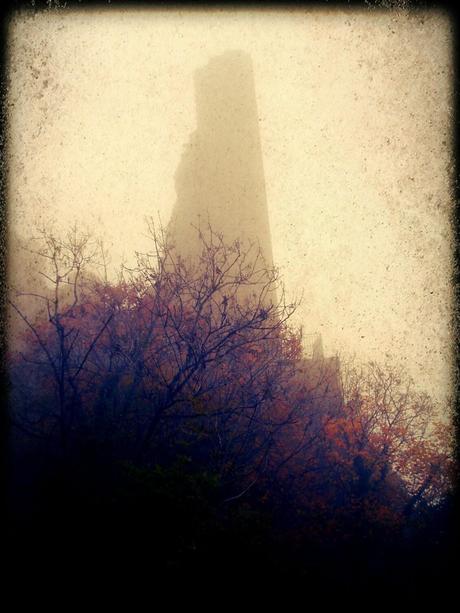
[6,7,453,403]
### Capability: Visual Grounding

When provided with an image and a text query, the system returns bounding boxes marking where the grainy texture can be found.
[5,7,454,405]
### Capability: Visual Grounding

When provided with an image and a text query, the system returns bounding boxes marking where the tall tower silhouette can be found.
[167,50,342,415]
[168,50,274,273]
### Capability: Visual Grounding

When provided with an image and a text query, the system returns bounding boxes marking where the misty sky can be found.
[7,8,454,403]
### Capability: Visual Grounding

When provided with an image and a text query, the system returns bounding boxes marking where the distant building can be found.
[168,50,274,289]
[297,334,343,418]
[168,50,342,414]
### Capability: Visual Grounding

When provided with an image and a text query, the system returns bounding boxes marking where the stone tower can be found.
[168,50,274,274]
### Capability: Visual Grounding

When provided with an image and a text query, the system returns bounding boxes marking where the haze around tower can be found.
[6,8,453,405]
[168,50,274,276]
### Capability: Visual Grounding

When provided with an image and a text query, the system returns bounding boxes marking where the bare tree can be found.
[8,220,309,495]
[106,221,305,481]
[8,224,113,453]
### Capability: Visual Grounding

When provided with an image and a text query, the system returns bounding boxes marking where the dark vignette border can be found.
[0,0,457,597]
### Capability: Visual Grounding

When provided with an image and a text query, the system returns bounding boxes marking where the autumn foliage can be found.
[6,223,455,593]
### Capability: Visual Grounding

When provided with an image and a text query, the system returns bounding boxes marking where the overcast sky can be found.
[6,7,454,404]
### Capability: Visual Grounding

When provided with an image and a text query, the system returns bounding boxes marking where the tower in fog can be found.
[168,50,274,272]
